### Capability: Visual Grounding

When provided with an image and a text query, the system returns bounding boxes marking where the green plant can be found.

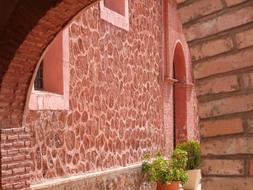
[171,148,188,170]
[142,150,188,184]
[176,141,201,170]
[142,152,170,183]
[169,149,188,184]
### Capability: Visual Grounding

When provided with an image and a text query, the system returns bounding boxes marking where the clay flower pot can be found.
[156,181,180,190]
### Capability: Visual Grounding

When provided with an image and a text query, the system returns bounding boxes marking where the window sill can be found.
[29,89,69,110]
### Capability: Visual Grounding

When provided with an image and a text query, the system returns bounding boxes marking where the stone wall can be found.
[0,0,199,189]
[178,0,253,189]
[24,0,164,185]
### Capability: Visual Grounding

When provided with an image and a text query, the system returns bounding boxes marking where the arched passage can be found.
[173,42,187,146]
[0,1,99,189]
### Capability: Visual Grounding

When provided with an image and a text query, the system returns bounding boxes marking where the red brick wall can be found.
[178,0,253,189]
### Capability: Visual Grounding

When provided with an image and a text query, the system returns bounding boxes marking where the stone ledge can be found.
[30,163,154,190]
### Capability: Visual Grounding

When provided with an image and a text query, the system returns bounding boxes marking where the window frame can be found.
[100,0,129,31]
[26,28,70,111]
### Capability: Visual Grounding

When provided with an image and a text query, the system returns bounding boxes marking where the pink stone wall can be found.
[22,0,198,185]
[24,1,164,183]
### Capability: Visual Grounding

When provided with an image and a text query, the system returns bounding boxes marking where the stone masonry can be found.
[0,0,200,189]
[24,2,165,182]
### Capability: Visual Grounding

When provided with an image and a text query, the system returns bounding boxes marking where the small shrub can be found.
[142,150,188,184]
[176,141,201,170]
[170,149,188,184]
[142,152,170,183]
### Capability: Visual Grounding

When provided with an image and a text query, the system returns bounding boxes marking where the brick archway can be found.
[173,42,187,145]
[0,0,99,128]
[0,1,99,189]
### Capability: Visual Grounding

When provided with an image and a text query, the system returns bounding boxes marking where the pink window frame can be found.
[100,0,129,31]
[26,28,70,110]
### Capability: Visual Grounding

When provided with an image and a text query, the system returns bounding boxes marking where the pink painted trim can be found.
[100,0,129,31]
[27,28,69,110]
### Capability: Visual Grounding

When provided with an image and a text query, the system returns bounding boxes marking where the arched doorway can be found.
[173,42,187,147]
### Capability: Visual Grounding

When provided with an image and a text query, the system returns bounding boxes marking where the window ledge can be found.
[29,90,69,110]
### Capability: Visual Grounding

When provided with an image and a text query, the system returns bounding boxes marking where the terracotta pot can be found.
[156,181,180,190]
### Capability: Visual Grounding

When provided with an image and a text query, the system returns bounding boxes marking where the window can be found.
[100,0,129,31]
[34,61,43,91]
[27,29,69,110]
[104,0,125,16]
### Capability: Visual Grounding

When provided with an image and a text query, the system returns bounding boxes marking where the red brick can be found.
[235,28,253,49]
[2,169,12,177]
[191,37,233,61]
[13,182,26,189]
[13,141,25,147]
[2,184,13,189]
[13,167,25,175]
[200,117,243,137]
[7,149,19,155]
[179,0,223,23]
[201,137,253,156]
[248,119,253,133]
[185,6,253,41]
[199,94,253,118]
[202,177,253,190]
[18,133,30,139]
[12,155,26,161]
[241,72,253,89]
[8,135,19,140]
[225,0,247,6]
[2,156,13,163]
[1,143,13,149]
[196,75,239,96]
[249,160,253,176]
[194,48,253,79]
[202,159,244,175]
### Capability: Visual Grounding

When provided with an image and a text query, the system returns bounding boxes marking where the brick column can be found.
[178,0,253,189]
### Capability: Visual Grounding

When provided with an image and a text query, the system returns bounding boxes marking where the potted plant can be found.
[176,141,201,190]
[142,149,188,190]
